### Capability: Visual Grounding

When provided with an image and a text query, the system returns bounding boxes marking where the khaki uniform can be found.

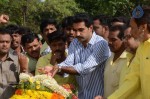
[0,53,20,99]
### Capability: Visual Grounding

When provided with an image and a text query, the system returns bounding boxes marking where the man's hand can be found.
[50,52,61,65]
[0,14,9,24]
[94,96,105,99]
[38,66,58,77]
[18,53,28,73]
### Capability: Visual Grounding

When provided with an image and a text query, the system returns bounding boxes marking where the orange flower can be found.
[72,94,78,99]
[62,84,72,93]
[51,93,65,99]
[69,84,75,90]
[15,89,23,95]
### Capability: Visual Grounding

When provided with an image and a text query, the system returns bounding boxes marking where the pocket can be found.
[111,71,119,87]
[6,72,18,84]
[142,57,150,75]
[112,80,119,87]
[75,75,89,89]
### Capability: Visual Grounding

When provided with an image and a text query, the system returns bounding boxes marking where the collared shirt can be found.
[104,51,128,97]
[108,38,150,99]
[58,32,110,99]
[118,52,142,99]
[40,42,51,56]
[40,42,68,56]
[9,46,25,55]
[104,51,127,97]
[0,53,20,99]
[26,54,38,74]
[35,53,52,75]
[35,53,77,86]
[119,52,133,86]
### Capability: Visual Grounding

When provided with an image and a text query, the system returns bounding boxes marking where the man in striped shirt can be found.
[40,13,110,99]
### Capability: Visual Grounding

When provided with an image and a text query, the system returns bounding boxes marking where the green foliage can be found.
[75,0,136,17]
[0,0,9,4]
[26,0,83,32]
[0,0,150,33]
[0,0,83,33]
[75,0,150,17]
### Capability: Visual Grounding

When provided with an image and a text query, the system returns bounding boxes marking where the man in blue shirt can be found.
[40,13,110,99]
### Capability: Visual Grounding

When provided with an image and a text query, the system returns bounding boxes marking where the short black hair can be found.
[47,30,67,44]
[21,33,40,46]
[134,6,150,32]
[40,18,57,33]
[0,27,11,36]
[5,24,22,35]
[111,16,129,25]
[73,13,92,28]
[19,26,32,35]
[61,16,74,29]
[122,24,131,31]
[93,14,111,26]
[109,25,126,40]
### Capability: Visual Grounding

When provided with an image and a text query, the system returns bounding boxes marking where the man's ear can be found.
[40,32,44,37]
[89,25,93,32]
[104,26,109,31]
[23,46,27,52]
[39,41,42,48]
[139,23,147,31]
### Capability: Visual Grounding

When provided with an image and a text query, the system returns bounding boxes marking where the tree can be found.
[0,0,83,33]
[27,0,83,32]
[75,0,150,17]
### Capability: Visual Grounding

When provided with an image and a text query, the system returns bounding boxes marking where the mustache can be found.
[11,41,19,44]
[2,47,8,49]
[68,35,74,38]
[31,50,39,53]
[76,36,83,39]
[54,50,62,53]
[108,44,113,48]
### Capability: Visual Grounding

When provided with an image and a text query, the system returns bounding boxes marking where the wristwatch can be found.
[58,66,62,73]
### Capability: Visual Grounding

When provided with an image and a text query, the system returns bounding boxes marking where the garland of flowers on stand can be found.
[10,73,78,99]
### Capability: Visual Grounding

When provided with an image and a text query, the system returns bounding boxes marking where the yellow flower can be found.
[11,90,54,99]
[36,85,40,89]
[10,94,30,99]
[25,90,33,97]
[29,78,34,83]
[35,81,40,85]
[41,91,53,98]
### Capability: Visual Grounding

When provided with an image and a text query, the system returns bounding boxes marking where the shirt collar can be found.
[6,52,15,61]
[49,52,67,58]
[142,38,150,46]
[26,54,38,61]
[112,50,128,59]
[9,46,25,55]
[145,38,150,43]
[119,50,128,58]
[88,32,97,45]
[20,46,25,53]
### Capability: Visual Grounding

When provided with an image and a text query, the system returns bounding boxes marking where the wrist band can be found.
[58,66,62,72]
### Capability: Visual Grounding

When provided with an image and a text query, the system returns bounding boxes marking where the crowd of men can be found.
[0,5,150,99]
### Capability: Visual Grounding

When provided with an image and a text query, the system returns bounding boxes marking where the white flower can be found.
[19,73,70,97]
[19,73,30,81]
[34,75,48,81]
[42,79,70,97]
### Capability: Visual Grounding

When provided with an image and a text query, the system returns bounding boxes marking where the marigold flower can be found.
[51,93,65,99]
[15,89,23,95]
[10,73,77,99]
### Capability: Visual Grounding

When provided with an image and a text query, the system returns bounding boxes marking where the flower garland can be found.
[11,90,55,99]
[10,73,77,99]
